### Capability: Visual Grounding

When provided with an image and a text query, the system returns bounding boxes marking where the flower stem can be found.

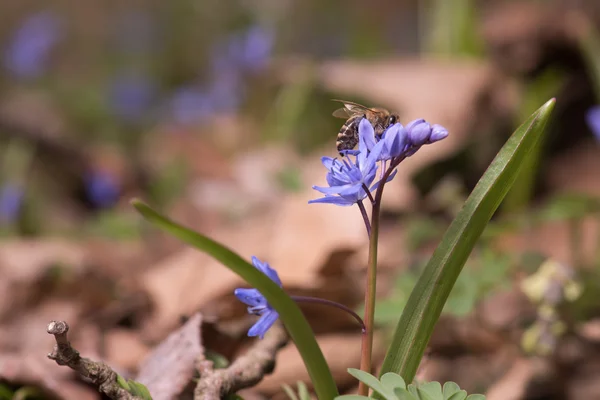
[358,166,395,395]
[291,296,366,332]
[357,200,372,237]
[362,183,375,204]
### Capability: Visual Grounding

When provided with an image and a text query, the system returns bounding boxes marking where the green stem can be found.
[357,165,395,396]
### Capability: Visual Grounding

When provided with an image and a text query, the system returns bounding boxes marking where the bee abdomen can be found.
[336,115,362,153]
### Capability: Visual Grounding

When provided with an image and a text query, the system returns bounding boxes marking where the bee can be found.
[332,100,399,154]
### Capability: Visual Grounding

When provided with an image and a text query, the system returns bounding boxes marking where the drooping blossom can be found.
[234,256,282,338]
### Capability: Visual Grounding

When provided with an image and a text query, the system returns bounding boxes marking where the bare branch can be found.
[194,322,289,400]
[46,320,143,400]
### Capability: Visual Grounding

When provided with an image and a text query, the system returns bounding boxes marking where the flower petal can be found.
[248,310,280,338]
[251,256,282,287]
[308,196,356,206]
[586,105,600,142]
[358,118,377,152]
[428,124,448,143]
[234,288,267,307]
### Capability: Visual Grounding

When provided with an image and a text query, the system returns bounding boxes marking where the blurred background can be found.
[1,0,600,399]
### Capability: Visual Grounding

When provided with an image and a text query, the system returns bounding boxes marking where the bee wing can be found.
[332,108,351,118]
[331,99,375,116]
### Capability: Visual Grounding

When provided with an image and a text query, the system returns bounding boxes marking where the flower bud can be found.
[428,124,449,143]
[406,119,432,146]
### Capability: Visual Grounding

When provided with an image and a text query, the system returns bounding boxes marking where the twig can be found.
[194,322,289,399]
[46,320,143,400]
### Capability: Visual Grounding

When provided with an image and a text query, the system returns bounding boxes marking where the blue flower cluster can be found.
[84,170,121,209]
[310,117,448,206]
[234,256,282,339]
[4,11,63,79]
[0,184,23,224]
[586,105,600,142]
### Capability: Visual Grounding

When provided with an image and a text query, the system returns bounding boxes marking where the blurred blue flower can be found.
[167,86,214,125]
[85,171,120,209]
[586,105,600,142]
[0,184,23,223]
[4,11,63,79]
[108,73,156,122]
[310,127,385,206]
[211,25,273,75]
[238,26,274,72]
[208,68,243,113]
[234,256,282,339]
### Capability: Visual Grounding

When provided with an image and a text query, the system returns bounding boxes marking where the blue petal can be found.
[358,118,376,152]
[406,119,431,147]
[312,184,354,195]
[234,288,267,307]
[370,169,398,191]
[308,196,355,206]
[381,124,408,159]
[586,105,600,142]
[321,156,336,169]
[248,310,279,338]
[251,256,282,287]
[428,124,448,143]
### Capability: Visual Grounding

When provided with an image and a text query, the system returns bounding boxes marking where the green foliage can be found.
[335,369,484,400]
[376,248,512,324]
[116,376,153,400]
[132,200,338,399]
[378,99,556,385]
[283,381,312,400]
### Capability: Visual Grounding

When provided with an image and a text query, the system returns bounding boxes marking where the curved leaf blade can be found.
[378,99,555,383]
[131,200,338,399]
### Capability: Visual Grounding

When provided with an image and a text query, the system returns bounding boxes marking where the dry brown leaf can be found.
[104,329,150,372]
[496,217,600,267]
[484,358,537,400]
[253,332,385,396]
[547,140,600,196]
[0,353,98,400]
[136,313,203,400]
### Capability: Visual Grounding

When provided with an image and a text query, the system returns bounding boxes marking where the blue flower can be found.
[108,73,155,122]
[309,125,385,206]
[360,119,409,161]
[586,105,600,142]
[234,256,282,339]
[85,171,120,209]
[0,184,23,223]
[167,86,214,125]
[4,11,62,79]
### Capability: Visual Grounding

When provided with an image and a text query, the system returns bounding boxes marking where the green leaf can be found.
[117,376,152,400]
[443,382,466,400]
[347,369,395,400]
[131,200,338,399]
[297,381,311,400]
[381,373,407,391]
[416,382,443,400]
[283,384,300,400]
[127,381,153,400]
[394,388,417,400]
[334,396,371,400]
[377,99,555,385]
[466,395,486,400]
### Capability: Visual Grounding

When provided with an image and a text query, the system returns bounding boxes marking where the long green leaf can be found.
[131,200,338,399]
[378,99,555,383]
